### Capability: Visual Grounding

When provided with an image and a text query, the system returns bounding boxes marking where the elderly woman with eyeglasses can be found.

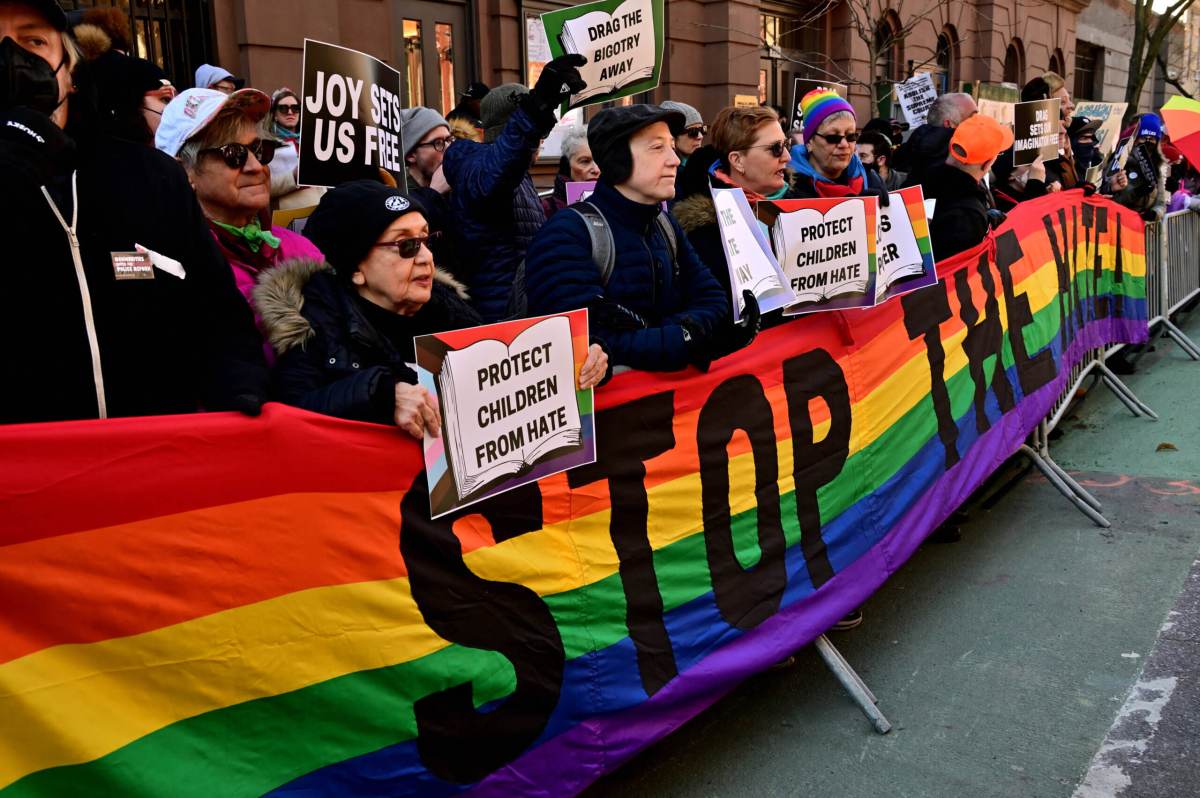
[787,88,886,199]
[672,104,797,306]
[255,181,608,436]
[156,88,322,316]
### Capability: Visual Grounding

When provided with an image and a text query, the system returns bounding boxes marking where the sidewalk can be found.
[584,312,1200,798]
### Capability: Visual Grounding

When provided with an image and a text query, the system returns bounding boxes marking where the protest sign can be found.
[1013,98,1061,167]
[538,107,585,160]
[788,79,846,132]
[875,185,937,303]
[976,98,1014,126]
[1074,101,1128,183]
[298,40,405,189]
[414,310,595,518]
[733,94,759,108]
[895,72,938,127]
[541,0,664,112]
[757,197,878,314]
[566,180,596,204]
[709,186,797,321]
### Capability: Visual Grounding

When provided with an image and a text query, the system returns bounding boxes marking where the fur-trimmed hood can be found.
[253,258,471,355]
[673,192,717,234]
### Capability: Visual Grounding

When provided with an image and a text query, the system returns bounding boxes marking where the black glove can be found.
[733,290,761,348]
[680,315,712,372]
[588,297,646,332]
[1140,208,1161,222]
[0,106,74,184]
[227,392,264,417]
[985,208,1008,230]
[523,54,587,126]
[1081,182,1098,197]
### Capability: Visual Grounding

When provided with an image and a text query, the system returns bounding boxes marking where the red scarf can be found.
[810,175,864,198]
[713,167,770,202]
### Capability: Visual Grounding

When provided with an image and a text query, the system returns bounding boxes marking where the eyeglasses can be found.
[199,139,279,169]
[276,103,300,114]
[813,132,860,146]
[414,136,456,153]
[374,233,438,258]
[745,140,789,158]
[684,125,708,139]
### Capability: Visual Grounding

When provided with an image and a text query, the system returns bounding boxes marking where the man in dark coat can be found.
[896,92,977,188]
[525,105,742,372]
[442,56,585,322]
[924,114,1013,260]
[0,0,267,424]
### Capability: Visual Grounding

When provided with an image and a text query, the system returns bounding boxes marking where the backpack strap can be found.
[653,211,680,280]
[568,202,617,287]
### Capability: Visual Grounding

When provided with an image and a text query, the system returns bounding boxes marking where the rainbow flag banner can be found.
[0,191,1147,797]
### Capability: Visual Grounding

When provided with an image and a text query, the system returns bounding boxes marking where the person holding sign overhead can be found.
[789,89,887,200]
[442,54,587,322]
[256,181,607,437]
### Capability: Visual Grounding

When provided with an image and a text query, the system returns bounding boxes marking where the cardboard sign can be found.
[414,310,596,518]
[757,197,878,315]
[298,39,405,189]
[976,99,1013,126]
[541,0,664,112]
[1073,101,1129,183]
[875,185,938,303]
[733,94,759,109]
[1013,98,1061,167]
[895,73,938,128]
[788,79,847,133]
[709,186,797,321]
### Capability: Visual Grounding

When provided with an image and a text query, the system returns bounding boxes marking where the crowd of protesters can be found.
[1,0,1189,438]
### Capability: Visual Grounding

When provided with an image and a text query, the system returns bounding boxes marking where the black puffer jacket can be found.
[896,124,954,188]
[922,163,994,260]
[0,119,267,424]
[255,259,480,424]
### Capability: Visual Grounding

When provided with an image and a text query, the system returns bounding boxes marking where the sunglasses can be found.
[276,103,300,114]
[200,139,279,169]
[684,125,708,139]
[746,140,789,158]
[414,136,456,153]
[374,233,438,258]
[813,132,860,146]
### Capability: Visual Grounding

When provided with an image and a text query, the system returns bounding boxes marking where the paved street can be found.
[586,312,1200,798]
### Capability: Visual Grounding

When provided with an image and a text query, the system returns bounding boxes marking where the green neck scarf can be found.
[211,218,281,254]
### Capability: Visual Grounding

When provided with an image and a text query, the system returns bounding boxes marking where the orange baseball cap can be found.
[949,115,1015,165]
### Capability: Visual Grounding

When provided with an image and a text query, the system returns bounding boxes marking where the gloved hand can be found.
[587,297,646,332]
[680,315,712,372]
[985,208,1007,230]
[1140,208,1161,222]
[0,106,74,184]
[732,290,761,349]
[227,392,264,417]
[523,54,587,125]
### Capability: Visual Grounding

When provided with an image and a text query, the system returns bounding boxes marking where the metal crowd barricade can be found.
[1160,211,1200,358]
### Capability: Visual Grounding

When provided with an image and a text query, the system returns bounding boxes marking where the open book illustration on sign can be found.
[770,197,874,309]
[436,315,581,499]
[559,0,656,103]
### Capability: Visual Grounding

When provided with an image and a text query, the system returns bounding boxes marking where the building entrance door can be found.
[393,0,471,116]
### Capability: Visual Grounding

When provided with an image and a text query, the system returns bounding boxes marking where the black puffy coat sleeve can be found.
[272,334,397,424]
[169,164,270,411]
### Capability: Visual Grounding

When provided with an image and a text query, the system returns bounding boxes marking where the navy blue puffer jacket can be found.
[525,180,728,372]
[443,105,547,322]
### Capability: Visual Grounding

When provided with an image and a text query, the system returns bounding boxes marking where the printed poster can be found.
[414,309,596,518]
[895,72,938,128]
[709,186,797,321]
[1073,101,1128,183]
[875,185,938,303]
[757,197,879,315]
[541,0,665,112]
[1013,98,1061,167]
[298,39,405,189]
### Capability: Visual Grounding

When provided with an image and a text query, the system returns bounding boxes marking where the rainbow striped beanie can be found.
[800,88,856,144]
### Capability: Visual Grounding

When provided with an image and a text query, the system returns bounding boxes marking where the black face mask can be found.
[1071,141,1101,171]
[0,36,66,116]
